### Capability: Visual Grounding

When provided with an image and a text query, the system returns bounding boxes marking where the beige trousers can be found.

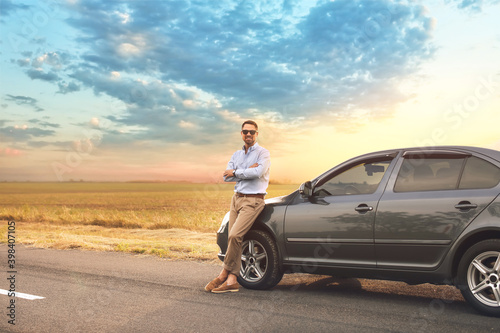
[223,194,265,276]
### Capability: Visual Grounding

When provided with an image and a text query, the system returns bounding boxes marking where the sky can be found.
[0,0,499,184]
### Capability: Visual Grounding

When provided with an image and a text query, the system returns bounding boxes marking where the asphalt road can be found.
[1,245,498,333]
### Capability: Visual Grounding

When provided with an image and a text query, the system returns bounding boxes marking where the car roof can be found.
[313,146,500,182]
[397,146,500,162]
[328,145,500,174]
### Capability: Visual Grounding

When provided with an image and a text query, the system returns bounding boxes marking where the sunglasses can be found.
[242,130,258,135]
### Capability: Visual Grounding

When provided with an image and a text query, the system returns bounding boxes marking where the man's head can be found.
[241,120,258,147]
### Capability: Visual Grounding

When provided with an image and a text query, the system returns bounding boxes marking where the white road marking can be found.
[0,289,45,300]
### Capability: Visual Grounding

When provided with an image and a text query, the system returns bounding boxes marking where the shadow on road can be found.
[271,274,474,315]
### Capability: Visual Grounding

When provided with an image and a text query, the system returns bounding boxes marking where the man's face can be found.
[241,124,258,146]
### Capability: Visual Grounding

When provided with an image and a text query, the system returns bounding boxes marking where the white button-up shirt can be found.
[223,142,270,194]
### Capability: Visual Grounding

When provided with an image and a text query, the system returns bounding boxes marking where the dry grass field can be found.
[0,182,298,261]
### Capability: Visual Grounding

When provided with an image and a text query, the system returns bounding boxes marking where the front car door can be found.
[284,152,397,269]
[375,149,500,270]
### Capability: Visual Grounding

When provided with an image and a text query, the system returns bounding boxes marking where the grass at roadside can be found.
[0,182,298,261]
[0,222,220,261]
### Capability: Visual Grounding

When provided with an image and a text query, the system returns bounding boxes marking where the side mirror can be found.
[299,181,313,197]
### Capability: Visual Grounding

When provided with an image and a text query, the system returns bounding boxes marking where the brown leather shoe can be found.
[211,281,240,293]
[204,277,224,292]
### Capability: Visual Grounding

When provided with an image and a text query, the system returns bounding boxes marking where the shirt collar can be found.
[241,142,260,152]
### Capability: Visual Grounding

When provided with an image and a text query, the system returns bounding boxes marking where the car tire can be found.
[237,230,283,290]
[457,239,500,317]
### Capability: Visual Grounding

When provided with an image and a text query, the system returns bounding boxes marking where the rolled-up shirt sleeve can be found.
[223,152,238,182]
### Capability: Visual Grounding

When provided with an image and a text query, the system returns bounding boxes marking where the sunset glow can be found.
[1,0,499,183]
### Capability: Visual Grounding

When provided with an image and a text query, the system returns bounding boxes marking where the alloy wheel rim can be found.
[467,251,500,307]
[240,239,268,282]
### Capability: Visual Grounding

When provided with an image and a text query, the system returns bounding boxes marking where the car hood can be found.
[265,191,297,206]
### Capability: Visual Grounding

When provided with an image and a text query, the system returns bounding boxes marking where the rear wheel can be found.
[457,239,500,317]
[238,230,283,290]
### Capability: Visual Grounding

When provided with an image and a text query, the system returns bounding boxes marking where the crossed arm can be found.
[223,148,270,182]
[223,163,259,178]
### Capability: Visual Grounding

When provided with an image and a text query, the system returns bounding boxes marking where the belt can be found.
[235,193,265,199]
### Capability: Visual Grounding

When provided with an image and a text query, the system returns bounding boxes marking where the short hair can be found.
[241,120,258,130]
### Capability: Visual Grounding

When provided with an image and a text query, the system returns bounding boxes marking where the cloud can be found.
[11,51,77,91]
[21,52,73,83]
[26,68,60,82]
[57,81,80,94]
[5,94,44,112]
[28,118,61,128]
[447,0,500,12]
[13,0,436,142]
[15,58,30,67]
[0,125,56,142]
[26,140,72,149]
[0,0,30,18]
[32,52,72,70]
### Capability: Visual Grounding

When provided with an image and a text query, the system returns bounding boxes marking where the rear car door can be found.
[375,149,500,270]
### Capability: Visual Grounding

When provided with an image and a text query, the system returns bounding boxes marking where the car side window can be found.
[315,158,393,196]
[459,156,500,189]
[394,157,465,192]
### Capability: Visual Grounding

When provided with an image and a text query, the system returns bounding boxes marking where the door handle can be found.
[355,204,373,213]
[455,201,478,211]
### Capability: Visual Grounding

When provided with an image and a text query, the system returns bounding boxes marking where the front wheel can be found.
[457,239,500,317]
[238,230,283,290]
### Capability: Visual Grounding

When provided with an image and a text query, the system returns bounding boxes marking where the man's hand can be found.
[223,163,259,178]
[223,169,236,178]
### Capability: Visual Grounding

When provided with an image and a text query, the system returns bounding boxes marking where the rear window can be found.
[394,154,500,192]
[459,157,500,189]
[394,158,464,192]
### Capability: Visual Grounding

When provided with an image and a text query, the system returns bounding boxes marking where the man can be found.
[205,120,270,293]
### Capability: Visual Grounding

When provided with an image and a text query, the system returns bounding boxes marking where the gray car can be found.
[217,146,500,316]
